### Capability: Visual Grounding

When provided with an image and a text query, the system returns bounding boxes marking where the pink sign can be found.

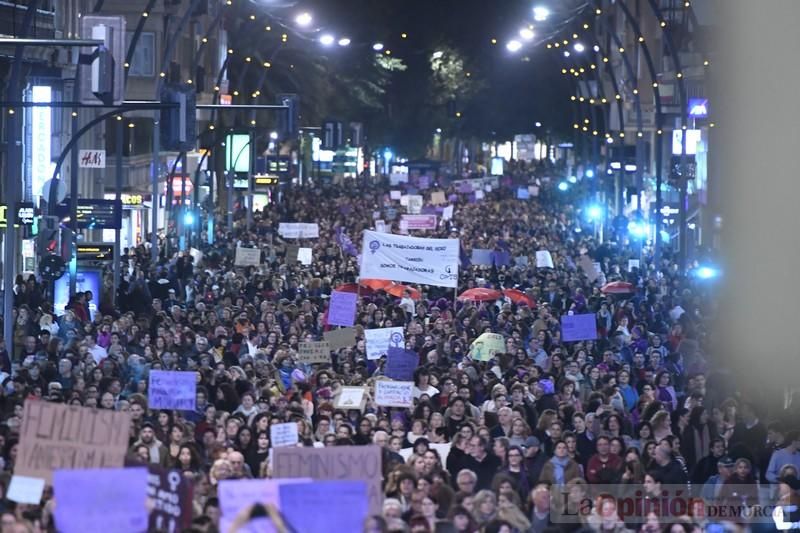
[401,214,437,230]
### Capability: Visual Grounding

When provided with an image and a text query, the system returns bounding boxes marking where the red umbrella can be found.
[458,287,503,302]
[600,281,635,294]
[503,288,536,308]
[334,283,374,295]
[383,283,421,300]
[359,278,391,291]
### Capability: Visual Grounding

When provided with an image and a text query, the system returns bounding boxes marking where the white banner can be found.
[278,223,319,239]
[364,327,404,360]
[374,381,414,408]
[359,230,459,288]
[234,246,262,267]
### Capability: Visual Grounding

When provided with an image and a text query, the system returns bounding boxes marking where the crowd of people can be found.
[0,161,798,533]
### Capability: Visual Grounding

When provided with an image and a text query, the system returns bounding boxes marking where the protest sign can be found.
[578,254,598,282]
[407,194,423,214]
[375,220,387,232]
[514,255,529,269]
[628,259,640,271]
[493,250,511,267]
[516,187,530,200]
[475,189,485,200]
[442,205,454,221]
[297,341,332,365]
[335,387,366,410]
[147,465,193,533]
[561,314,598,342]
[148,370,197,410]
[418,175,431,189]
[469,332,506,361]
[218,478,310,533]
[323,327,357,351]
[536,250,555,269]
[399,442,452,465]
[53,467,148,533]
[471,248,494,266]
[273,445,383,515]
[286,244,300,263]
[359,230,460,288]
[364,327,404,360]
[390,190,402,200]
[400,195,409,207]
[271,422,299,448]
[298,247,313,265]
[430,191,446,204]
[385,347,419,381]
[7,476,45,504]
[278,222,319,239]
[17,401,131,482]
[401,214,437,230]
[234,246,261,267]
[280,481,368,533]
[528,185,540,197]
[375,380,414,408]
[328,291,358,327]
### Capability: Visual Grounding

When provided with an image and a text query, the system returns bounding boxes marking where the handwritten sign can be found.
[270,422,299,448]
[148,371,196,410]
[323,327,356,351]
[280,481,368,533]
[234,246,262,267]
[561,314,598,342]
[78,149,106,169]
[335,387,366,410]
[328,290,358,327]
[273,445,383,516]
[298,247,313,265]
[147,465,193,533]
[536,250,555,269]
[385,347,418,381]
[364,327,404,360]
[430,191,446,205]
[53,467,148,533]
[297,341,332,365]
[218,478,310,533]
[375,380,414,408]
[469,332,506,361]
[278,222,319,239]
[17,401,131,482]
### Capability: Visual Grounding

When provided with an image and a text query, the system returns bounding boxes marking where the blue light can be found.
[628,221,647,239]
[383,149,393,161]
[696,266,720,280]
[585,169,594,178]
[558,182,569,192]
[659,230,671,242]
[568,175,578,184]
[586,204,603,221]
[183,211,195,225]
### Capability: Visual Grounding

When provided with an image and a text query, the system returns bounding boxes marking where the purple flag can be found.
[335,226,359,257]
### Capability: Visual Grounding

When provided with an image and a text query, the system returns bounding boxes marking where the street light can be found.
[557,181,569,192]
[586,204,603,221]
[269,131,279,140]
[319,34,335,46]
[628,221,647,239]
[506,40,522,52]
[338,37,351,47]
[295,12,313,27]
[573,42,585,53]
[533,6,550,21]
[535,121,542,127]
[372,42,384,51]
[519,28,535,40]
[695,265,720,280]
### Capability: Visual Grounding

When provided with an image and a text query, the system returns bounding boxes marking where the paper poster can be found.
[148,371,197,411]
[407,195,423,214]
[7,476,45,504]
[53,467,148,533]
[234,246,261,267]
[278,223,319,239]
[335,387,366,410]
[298,248,313,266]
[442,205,454,221]
[390,190,402,200]
[430,191,446,204]
[280,481,368,533]
[17,401,131,482]
[375,220,386,233]
[323,328,357,351]
[475,190,485,200]
[400,195,409,207]
[385,347,419,381]
[469,332,506,361]
[147,465,193,533]
[471,249,494,266]
[272,446,382,516]
[328,291,358,327]
[493,250,511,267]
[364,327,404,360]
[270,422,299,448]
[536,250,555,269]
[218,478,310,533]
[375,381,414,408]
[359,231,460,288]
[297,341,332,365]
[561,314,598,342]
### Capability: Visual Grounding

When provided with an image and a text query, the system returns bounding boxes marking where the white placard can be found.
[7,475,45,504]
[234,246,262,267]
[528,185,540,197]
[407,195,423,214]
[270,422,299,448]
[390,190,402,200]
[400,195,409,207]
[335,387,366,410]
[298,247,313,265]
[442,205,454,221]
[359,230,460,288]
[375,381,414,408]
[278,223,319,239]
[628,259,640,271]
[364,327,404,360]
[536,250,554,269]
[375,220,387,233]
[78,149,106,168]
[475,190,485,200]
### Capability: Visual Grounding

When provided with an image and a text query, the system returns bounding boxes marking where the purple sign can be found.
[280,481,368,533]
[470,249,494,266]
[492,250,511,267]
[148,370,197,411]
[328,290,358,327]
[385,347,419,381]
[561,314,598,342]
[418,176,431,190]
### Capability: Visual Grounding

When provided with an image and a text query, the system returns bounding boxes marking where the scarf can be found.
[551,456,571,485]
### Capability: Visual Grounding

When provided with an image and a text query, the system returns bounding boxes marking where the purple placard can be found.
[458,182,472,193]
[280,481,368,533]
[492,250,511,267]
[418,176,431,189]
[561,314,598,342]
[470,249,494,266]
[148,370,197,410]
[385,347,419,381]
[328,291,358,327]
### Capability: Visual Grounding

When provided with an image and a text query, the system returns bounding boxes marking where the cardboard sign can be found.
[147,465,193,533]
[430,191,446,205]
[234,246,261,267]
[286,244,300,263]
[148,371,197,411]
[17,401,131,482]
[561,314,598,342]
[328,291,358,327]
[272,445,383,516]
[385,347,419,381]
[536,250,555,269]
[280,481,369,533]
[270,422,299,448]
[335,387,366,410]
[469,332,506,361]
[298,248,313,266]
[364,327,404,360]
[7,476,45,504]
[297,341,332,365]
[323,327,357,351]
[375,380,414,408]
[53,467,148,533]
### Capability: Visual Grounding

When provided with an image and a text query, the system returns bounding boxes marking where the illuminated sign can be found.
[225,133,251,173]
[55,199,122,229]
[165,176,193,196]
[688,98,708,118]
[104,193,152,207]
[267,156,290,174]
[0,203,36,228]
[672,129,701,155]
[77,244,115,261]
[252,174,279,190]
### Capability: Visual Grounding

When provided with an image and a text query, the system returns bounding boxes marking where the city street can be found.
[0,1,798,532]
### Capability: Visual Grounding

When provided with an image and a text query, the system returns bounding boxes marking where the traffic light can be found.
[80,16,126,105]
[160,84,197,152]
[277,94,299,139]
[322,120,343,150]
